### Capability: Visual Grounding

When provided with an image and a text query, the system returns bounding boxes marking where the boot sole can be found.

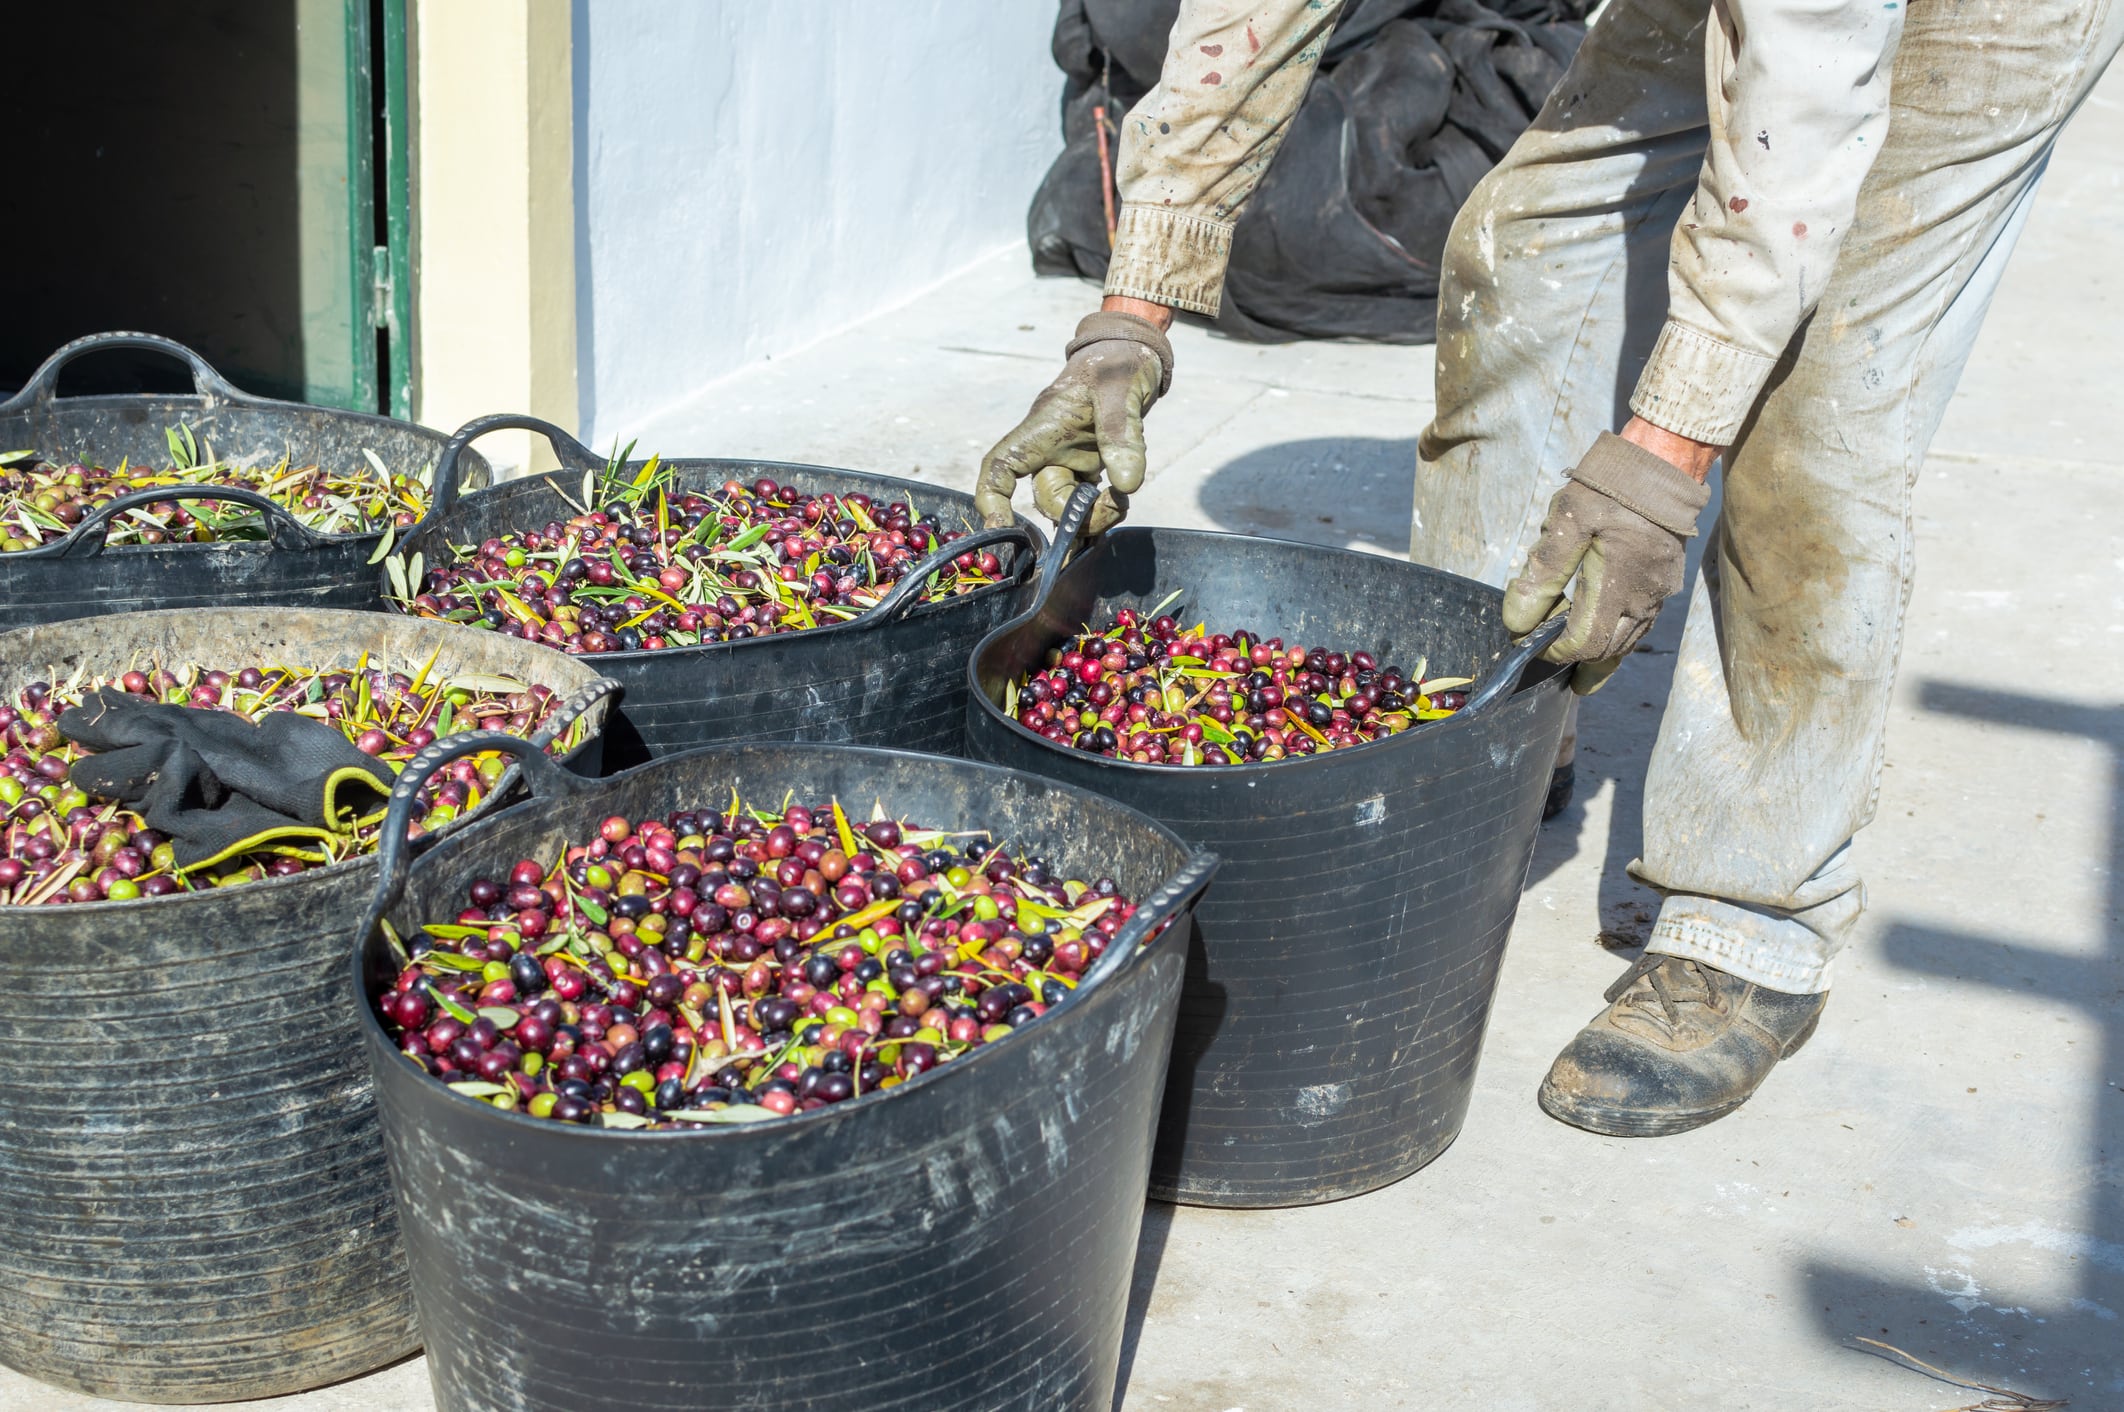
[1535,1081,1744,1138]
[1536,1004,1826,1139]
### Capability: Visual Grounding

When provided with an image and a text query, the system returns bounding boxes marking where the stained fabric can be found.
[1411,0,2124,991]
[1029,0,1592,342]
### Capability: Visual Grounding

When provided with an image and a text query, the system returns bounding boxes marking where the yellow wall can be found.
[410,0,576,476]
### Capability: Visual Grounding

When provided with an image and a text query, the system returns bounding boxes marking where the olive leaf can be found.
[416,949,488,972]
[426,984,477,1025]
[725,523,771,552]
[380,918,409,968]
[598,1111,654,1130]
[164,422,200,471]
[477,1007,522,1030]
[441,673,531,695]
[446,1081,510,1098]
[367,519,396,565]
[831,798,860,859]
[407,642,443,697]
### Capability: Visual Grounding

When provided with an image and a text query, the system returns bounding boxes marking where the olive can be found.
[509,953,548,995]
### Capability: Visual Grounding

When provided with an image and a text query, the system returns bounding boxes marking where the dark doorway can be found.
[1,0,410,412]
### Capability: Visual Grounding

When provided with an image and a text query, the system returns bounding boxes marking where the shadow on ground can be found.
[1190,437,1418,555]
[1113,1203,1174,1411]
[1801,682,2124,1407]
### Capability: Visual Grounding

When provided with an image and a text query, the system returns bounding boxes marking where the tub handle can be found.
[968,482,1105,714]
[1460,614,1568,717]
[1022,481,1103,617]
[431,413,606,518]
[863,522,1040,625]
[526,676,626,763]
[364,730,596,934]
[22,483,333,560]
[1082,849,1222,990]
[0,331,254,414]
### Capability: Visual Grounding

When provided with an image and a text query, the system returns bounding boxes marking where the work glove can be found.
[60,689,395,870]
[974,311,1174,536]
[1502,431,1711,695]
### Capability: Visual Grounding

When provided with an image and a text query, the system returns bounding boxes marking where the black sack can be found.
[1027,0,1590,343]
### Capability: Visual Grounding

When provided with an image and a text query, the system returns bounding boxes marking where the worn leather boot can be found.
[1538,953,1827,1137]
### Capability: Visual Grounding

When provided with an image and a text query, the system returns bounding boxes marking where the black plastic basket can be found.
[386,415,1043,769]
[0,331,488,628]
[965,488,1571,1207]
[0,609,616,1403]
[354,734,1215,1412]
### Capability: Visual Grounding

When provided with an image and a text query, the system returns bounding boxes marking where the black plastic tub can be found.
[355,735,1216,1412]
[965,489,1571,1207]
[0,609,616,1403]
[385,414,1043,769]
[0,331,488,628]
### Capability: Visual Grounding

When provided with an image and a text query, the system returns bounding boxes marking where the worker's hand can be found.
[1503,430,1712,694]
[974,310,1173,536]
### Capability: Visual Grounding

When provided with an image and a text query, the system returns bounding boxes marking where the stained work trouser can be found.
[1412,0,2124,992]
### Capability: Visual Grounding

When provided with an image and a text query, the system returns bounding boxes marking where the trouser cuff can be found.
[1645,896,1834,995]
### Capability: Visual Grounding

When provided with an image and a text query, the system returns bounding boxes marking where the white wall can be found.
[572,2,1063,446]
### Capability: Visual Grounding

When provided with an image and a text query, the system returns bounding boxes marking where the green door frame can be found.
[322,0,412,418]
[376,0,415,420]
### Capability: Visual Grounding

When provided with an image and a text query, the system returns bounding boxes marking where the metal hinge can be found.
[371,246,394,331]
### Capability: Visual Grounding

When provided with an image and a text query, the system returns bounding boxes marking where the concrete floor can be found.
[11,77,2123,1412]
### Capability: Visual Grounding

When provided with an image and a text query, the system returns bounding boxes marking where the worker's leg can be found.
[1543,0,2124,1138]
[1410,0,1710,588]
[1634,0,2124,993]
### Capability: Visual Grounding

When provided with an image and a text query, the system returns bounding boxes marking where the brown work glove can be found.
[973,311,1173,536]
[1502,432,1711,695]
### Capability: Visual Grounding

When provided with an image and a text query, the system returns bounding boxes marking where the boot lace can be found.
[1604,953,1730,1043]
